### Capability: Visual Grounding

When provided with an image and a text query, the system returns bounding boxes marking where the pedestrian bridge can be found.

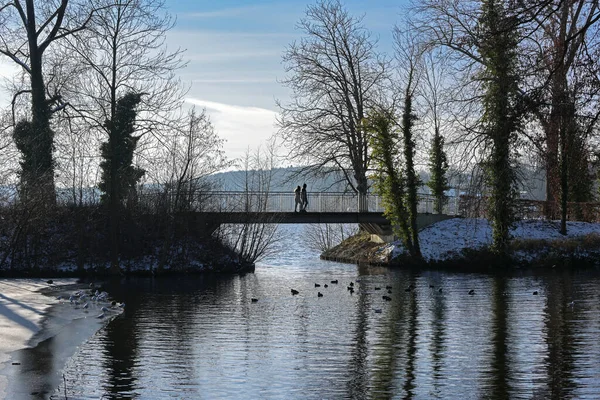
[143,191,458,241]
[151,191,460,215]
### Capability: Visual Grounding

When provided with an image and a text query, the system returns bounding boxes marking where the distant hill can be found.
[207,166,350,193]
[207,163,548,199]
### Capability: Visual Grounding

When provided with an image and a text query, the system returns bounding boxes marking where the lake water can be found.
[7,225,600,399]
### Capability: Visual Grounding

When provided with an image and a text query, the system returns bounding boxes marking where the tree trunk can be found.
[545,72,565,221]
[403,90,421,258]
[109,122,120,275]
[26,9,56,206]
[355,173,369,212]
[559,96,575,235]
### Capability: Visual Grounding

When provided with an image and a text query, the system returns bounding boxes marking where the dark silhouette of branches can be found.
[277,0,388,206]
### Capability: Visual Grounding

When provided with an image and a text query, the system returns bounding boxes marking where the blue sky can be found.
[164,0,408,160]
[0,1,409,162]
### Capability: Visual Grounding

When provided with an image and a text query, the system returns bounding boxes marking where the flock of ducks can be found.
[285,280,439,302]
[248,280,545,310]
[248,280,449,308]
[55,283,124,319]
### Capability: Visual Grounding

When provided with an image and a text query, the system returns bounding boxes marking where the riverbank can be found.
[0,279,57,399]
[0,238,254,278]
[322,218,600,269]
[0,206,254,277]
[0,279,122,399]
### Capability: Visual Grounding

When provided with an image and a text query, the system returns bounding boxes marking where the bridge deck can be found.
[198,211,389,224]
[137,191,461,215]
[189,211,455,237]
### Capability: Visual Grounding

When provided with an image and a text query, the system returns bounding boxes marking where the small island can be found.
[322,217,600,270]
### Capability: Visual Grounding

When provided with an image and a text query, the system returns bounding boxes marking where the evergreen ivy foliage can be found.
[13,113,55,203]
[427,131,449,214]
[401,89,422,258]
[478,0,522,254]
[99,93,145,204]
[367,111,419,258]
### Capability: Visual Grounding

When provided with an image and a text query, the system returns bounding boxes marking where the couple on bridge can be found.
[294,184,308,212]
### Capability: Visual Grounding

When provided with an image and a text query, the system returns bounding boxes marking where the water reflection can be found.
[7,301,113,400]
[101,303,139,398]
[44,267,600,399]
[346,279,368,399]
[403,276,418,398]
[486,276,509,400]
[430,275,446,391]
[10,226,600,399]
[544,271,576,399]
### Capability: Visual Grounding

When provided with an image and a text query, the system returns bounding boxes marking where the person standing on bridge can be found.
[301,183,308,212]
[294,185,302,212]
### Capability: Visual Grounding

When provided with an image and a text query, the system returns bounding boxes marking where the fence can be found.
[0,186,463,215]
[458,195,600,222]
[134,191,460,214]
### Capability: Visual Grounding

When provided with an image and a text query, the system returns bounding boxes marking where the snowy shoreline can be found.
[386,218,600,265]
[323,218,600,268]
[0,279,66,399]
[0,279,121,399]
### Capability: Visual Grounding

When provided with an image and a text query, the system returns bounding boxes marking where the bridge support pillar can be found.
[361,214,457,244]
[360,223,394,244]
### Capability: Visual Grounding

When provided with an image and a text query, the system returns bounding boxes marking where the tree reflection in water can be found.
[486,276,510,400]
[20,263,600,399]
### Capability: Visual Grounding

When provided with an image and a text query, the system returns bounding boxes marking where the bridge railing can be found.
[138,191,459,214]
[191,191,371,213]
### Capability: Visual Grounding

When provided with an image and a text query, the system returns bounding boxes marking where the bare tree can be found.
[218,144,281,264]
[419,46,452,214]
[0,0,97,204]
[54,0,185,273]
[56,0,186,194]
[53,115,101,206]
[142,107,231,216]
[277,0,388,209]
[146,108,230,272]
[303,223,358,252]
[167,108,231,212]
[519,1,600,232]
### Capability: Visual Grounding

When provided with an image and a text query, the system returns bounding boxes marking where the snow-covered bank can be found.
[387,218,600,264]
[0,279,122,399]
[0,279,67,398]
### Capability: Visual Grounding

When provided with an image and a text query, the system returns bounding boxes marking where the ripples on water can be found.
[41,226,600,399]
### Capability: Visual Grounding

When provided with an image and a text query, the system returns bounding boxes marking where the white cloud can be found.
[186,50,280,63]
[183,5,266,19]
[191,78,274,84]
[185,97,280,162]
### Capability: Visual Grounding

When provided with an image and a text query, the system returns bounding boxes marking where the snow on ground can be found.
[0,279,69,398]
[389,218,600,262]
[0,278,123,400]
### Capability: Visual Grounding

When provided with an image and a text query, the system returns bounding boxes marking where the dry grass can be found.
[321,231,385,264]
[510,233,600,253]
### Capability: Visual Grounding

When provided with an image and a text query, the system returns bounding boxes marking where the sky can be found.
[163,0,407,161]
[0,0,408,163]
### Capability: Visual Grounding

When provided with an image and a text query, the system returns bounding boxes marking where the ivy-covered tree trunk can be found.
[12,43,56,207]
[2,0,92,207]
[427,128,449,214]
[368,110,416,257]
[401,88,421,258]
[478,0,521,255]
[99,93,145,274]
